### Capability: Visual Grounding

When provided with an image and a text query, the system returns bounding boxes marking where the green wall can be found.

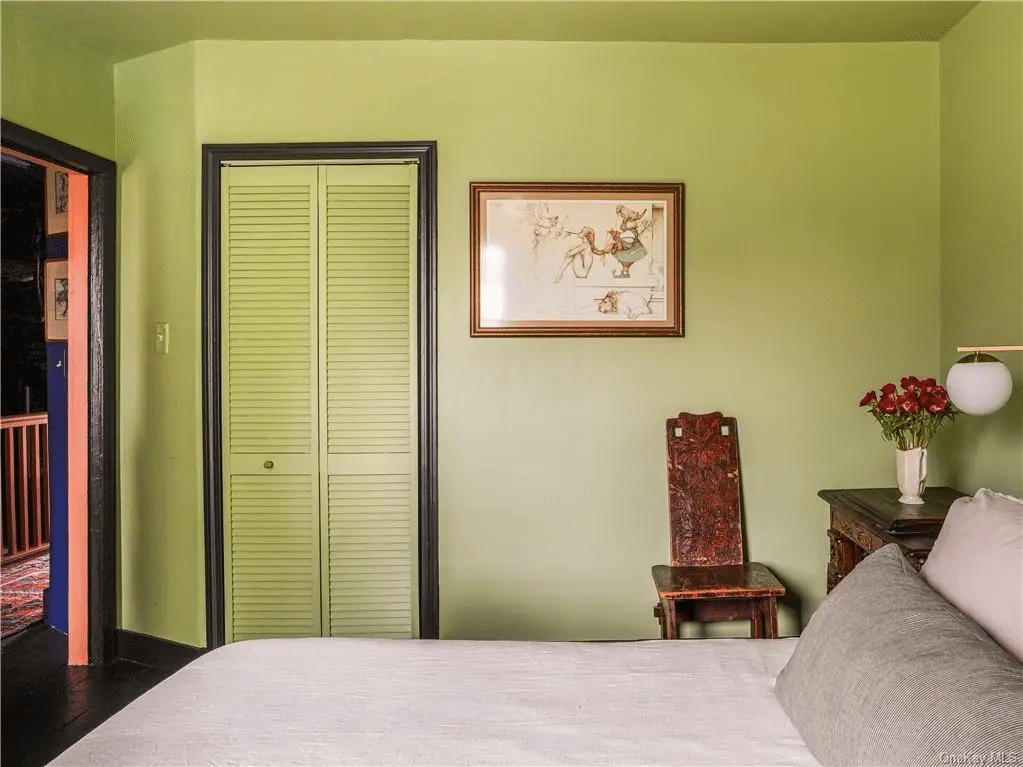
[940,2,1023,498]
[116,39,943,645]
[0,5,115,159]
[114,44,205,645]
[5,2,1016,651]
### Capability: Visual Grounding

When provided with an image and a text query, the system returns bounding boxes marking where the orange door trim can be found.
[67,172,89,665]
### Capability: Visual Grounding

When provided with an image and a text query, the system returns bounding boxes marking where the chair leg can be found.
[654,603,667,639]
[751,600,765,638]
[764,597,778,639]
[663,600,680,640]
[751,597,779,639]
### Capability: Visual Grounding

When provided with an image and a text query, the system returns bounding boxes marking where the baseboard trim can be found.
[115,629,205,669]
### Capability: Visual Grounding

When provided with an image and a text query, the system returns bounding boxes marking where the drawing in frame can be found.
[470,182,684,337]
[44,259,69,341]
[46,168,69,235]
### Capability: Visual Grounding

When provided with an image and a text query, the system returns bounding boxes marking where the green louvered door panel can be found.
[319,165,419,638]
[222,165,321,642]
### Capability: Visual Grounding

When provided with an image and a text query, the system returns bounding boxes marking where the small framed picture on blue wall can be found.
[44,259,69,342]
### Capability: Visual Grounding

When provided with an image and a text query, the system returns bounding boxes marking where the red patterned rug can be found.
[2,553,49,638]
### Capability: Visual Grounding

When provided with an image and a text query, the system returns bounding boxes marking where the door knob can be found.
[263,460,274,470]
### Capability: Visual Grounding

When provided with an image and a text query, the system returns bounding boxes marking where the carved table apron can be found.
[819,487,966,592]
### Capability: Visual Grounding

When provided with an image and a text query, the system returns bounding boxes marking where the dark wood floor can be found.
[2,624,190,767]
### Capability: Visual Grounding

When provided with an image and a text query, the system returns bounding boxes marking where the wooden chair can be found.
[652,412,784,639]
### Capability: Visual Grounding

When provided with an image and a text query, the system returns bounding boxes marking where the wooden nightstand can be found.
[818,487,967,592]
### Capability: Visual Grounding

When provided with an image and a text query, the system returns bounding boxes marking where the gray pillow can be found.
[775,544,1023,767]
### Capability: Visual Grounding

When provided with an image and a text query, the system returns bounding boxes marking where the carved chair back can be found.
[665,411,745,567]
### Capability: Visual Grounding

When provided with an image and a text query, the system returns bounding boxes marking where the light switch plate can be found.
[155,322,170,354]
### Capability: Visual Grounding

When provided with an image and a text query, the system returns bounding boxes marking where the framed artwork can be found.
[46,168,69,235]
[470,182,684,337]
[44,259,69,341]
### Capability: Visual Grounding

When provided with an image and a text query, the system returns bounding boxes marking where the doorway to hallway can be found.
[1,119,117,665]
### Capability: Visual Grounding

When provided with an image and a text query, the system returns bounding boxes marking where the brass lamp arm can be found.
[956,346,1023,353]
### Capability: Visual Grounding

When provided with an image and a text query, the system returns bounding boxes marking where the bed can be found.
[50,488,1023,767]
[49,636,816,766]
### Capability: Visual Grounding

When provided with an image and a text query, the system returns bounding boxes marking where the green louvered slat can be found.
[326,475,414,638]
[319,165,419,639]
[227,475,320,641]
[222,165,321,643]
[224,170,317,454]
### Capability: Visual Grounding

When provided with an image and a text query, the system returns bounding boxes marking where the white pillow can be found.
[921,488,1023,661]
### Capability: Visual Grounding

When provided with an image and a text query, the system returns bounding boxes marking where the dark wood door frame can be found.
[201,142,439,647]
[1,119,118,664]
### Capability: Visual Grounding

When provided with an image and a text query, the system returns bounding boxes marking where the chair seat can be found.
[652,562,785,601]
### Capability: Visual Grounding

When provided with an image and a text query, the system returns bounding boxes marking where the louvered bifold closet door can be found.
[222,165,321,642]
[319,165,419,638]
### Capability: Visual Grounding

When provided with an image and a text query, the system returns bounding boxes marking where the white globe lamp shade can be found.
[946,354,1013,416]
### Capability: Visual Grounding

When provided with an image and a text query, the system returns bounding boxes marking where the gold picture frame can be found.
[44,259,69,341]
[46,168,69,235]
[470,182,685,337]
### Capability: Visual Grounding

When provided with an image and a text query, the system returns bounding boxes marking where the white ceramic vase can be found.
[896,447,927,505]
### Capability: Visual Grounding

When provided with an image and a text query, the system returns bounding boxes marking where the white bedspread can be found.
[50,637,818,767]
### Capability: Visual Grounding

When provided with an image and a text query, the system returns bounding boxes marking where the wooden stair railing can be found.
[2,413,51,565]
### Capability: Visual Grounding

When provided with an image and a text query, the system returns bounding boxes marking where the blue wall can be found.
[42,237,68,636]
[43,343,68,634]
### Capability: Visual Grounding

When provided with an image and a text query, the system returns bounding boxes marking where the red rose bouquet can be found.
[859,376,959,450]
